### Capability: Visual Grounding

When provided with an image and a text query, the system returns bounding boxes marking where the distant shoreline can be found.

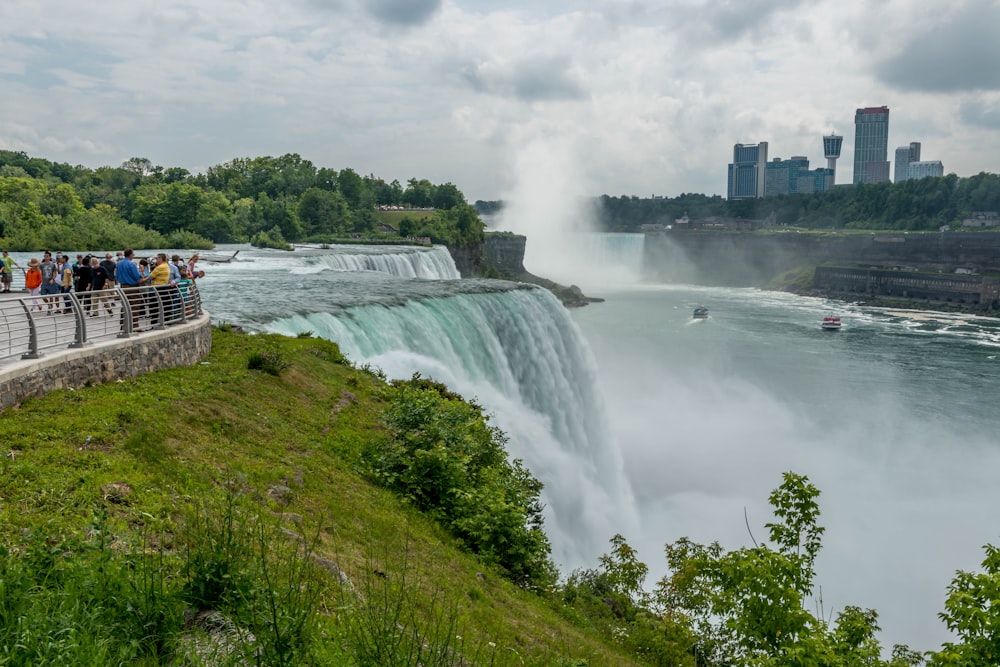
[789,286,1000,319]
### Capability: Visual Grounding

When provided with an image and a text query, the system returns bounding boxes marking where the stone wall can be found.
[0,313,212,412]
[642,231,1000,285]
[814,267,999,306]
[482,234,527,277]
[446,242,484,278]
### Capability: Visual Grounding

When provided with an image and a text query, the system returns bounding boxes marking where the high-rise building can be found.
[853,106,890,184]
[894,142,921,182]
[765,156,809,197]
[727,142,768,200]
[765,156,834,197]
[908,160,944,180]
[822,134,843,185]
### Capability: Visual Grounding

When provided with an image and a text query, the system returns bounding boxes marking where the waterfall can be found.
[522,232,646,288]
[577,232,645,272]
[266,286,637,570]
[293,245,460,279]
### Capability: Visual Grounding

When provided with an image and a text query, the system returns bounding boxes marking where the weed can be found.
[247,349,290,376]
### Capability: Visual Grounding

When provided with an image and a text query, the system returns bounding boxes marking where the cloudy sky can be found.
[1,0,999,202]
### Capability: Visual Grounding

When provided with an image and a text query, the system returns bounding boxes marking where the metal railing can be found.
[0,282,203,362]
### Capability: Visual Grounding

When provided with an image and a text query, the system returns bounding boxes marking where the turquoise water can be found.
[197,243,1000,653]
[572,283,1000,653]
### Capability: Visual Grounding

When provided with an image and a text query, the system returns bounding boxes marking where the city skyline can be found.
[727,103,957,199]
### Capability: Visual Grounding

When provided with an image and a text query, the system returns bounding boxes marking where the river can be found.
[194,241,1000,654]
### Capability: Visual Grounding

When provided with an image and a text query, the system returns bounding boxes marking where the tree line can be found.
[0,150,484,251]
[475,172,1000,232]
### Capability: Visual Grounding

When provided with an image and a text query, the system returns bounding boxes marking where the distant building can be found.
[853,106,890,184]
[728,142,768,200]
[823,134,843,185]
[798,167,835,194]
[765,157,833,197]
[961,211,999,228]
[894,142,921,182]
[907,160,944,180]
[765,156,809,197]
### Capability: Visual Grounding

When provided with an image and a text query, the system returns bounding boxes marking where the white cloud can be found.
[0,0,996,199]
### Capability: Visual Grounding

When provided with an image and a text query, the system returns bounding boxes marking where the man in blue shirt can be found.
[115,248,144,331]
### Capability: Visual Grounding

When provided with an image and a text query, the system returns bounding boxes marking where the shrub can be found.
[366,384,555,588]
[247,349,290,376]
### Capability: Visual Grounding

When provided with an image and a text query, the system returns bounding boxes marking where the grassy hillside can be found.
[0,329,637,666]
[374,209,438,230]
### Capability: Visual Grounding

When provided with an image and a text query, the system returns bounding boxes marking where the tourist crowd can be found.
[1,249,204,328]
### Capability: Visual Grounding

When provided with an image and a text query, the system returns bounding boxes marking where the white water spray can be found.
[495,136,644,288]
[267,287,639,570]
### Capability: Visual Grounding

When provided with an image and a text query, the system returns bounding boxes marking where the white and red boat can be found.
[821,315,842,331]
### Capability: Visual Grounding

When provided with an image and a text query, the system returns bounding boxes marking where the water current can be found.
[191,241,1000,653]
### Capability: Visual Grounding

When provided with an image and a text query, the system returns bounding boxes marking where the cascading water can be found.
[265,285,638,569]
[290,244,460,279]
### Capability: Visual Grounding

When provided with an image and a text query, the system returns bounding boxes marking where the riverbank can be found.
[769,264,1000,318]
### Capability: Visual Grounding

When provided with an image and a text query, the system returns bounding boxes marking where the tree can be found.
[432,182,465,210]
[930,544,1000,666]
[336,168,368,209]
[658,472,918,666]
[297,187,350,236]
[121,157,155,178]
[192,190,239,242]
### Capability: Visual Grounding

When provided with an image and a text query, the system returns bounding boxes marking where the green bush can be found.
[366,382,555,588]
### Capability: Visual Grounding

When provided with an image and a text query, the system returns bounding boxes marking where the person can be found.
[1,250,19,292]
[57,255,74,313]
[146,253,171,325]
[166,255,183,320]
[89,256,113,316]
[100,253,117,288]
[25,258,42,310]
[76,254,93,313]
[168,255,182,284]
[39,251,59,313]
[186,253,200,281]
[114,248,143,331]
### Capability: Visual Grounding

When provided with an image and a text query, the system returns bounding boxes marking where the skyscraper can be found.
[853,106,890,185]
[727,142,768,200]
[908,161,944,180]
[823,134,843,185]
[894,142,921,182]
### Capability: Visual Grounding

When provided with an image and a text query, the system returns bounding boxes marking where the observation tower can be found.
[823,133,843,186]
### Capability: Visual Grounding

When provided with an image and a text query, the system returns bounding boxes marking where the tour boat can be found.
[692,306,709,319]
[821,315,842,330]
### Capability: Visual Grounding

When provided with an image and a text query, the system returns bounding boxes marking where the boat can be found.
[692,306,709,319]
[821,315,842,330]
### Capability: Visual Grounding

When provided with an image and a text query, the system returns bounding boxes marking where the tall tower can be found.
[894,142,921,182]
[823,134,843,185]
[853,106,890,184]
[727,142,768,200]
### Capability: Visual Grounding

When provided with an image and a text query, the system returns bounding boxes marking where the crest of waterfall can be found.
[267,286,637,570]
[297,245,460,279]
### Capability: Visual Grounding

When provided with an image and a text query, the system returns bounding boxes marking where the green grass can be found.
[374,209,437,229]
[0,329,639,666]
